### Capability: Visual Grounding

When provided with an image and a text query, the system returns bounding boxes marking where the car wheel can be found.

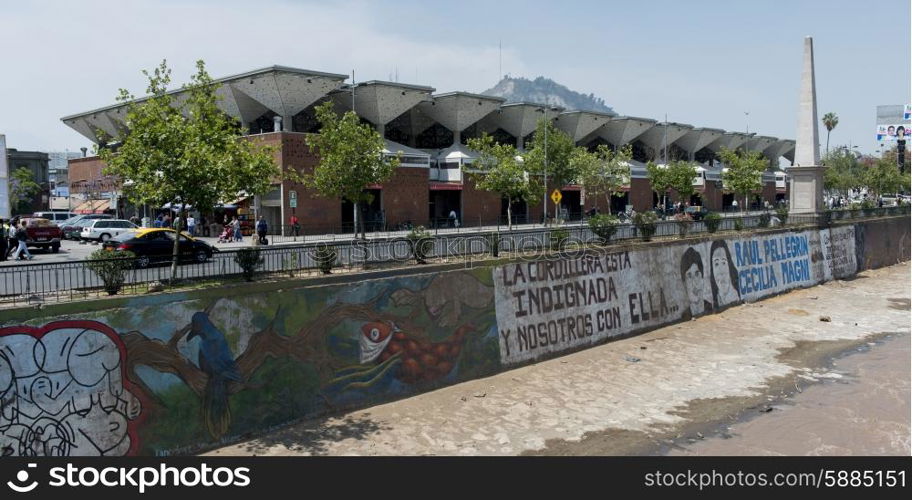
[100,233,111,242]
[52,244,60,253]
[195,249,208,263]
[135,255,151,269]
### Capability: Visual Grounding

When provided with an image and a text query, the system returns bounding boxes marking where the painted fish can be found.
[359,321,473,384]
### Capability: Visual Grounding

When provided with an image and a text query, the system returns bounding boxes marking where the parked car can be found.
[61,214,112,239]
[19,218,62,252]
[79,219,139,242]
[102,228,217,268]
[32,211,76,222]
[684,206,710,221]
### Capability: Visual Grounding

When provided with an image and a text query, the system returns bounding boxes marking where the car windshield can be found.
[26,218,55,227]
[62,216,82,225]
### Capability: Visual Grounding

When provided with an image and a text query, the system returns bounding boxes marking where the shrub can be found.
[407,226,434,264]
[588,214,619,245]
[87,249,135,295]
[758,212,771,228]
[775,205,789,225]
[703,212,722,233]
[313,244,337,274]
[861,198,876,213]
[549,228,570,251]
[672,212,693,238]
[733,218,744,231]
[487,233,500,257]
[633,211,658,241]
[234,247,263,281]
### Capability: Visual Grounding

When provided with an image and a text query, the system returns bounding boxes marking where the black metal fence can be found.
[1,206,908,307]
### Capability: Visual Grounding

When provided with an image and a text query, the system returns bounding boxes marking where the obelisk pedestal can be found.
[788,36,827,223]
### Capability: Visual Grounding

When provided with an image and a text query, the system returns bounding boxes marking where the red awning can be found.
[429,182,463,191]
[561,185,582,191]
[365,184,383,190]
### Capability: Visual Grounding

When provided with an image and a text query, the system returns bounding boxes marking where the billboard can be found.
[875,104,911,141]
[0,134,9,218]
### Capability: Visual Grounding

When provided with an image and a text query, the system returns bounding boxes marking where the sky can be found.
[1,0,909,156]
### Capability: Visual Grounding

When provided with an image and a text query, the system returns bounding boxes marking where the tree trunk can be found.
[506,197,512,231]
[605,194,612,215]
[825,130,830,155]
[353,200,363,240]
[169,203,185,283]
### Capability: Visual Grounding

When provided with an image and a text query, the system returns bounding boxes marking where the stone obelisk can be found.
[788,36,826,219]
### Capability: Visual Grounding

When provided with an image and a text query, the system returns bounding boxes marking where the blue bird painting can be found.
[188,311,242,439]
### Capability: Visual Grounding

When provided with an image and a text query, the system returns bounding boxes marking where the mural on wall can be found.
[0,220,891,456]
[0,321,144,456]
[494,227,858,365]
[0,269,499,456]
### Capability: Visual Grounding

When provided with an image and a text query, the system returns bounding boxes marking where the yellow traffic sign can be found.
[550,189,562,205]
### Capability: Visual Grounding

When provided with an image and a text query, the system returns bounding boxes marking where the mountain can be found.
[481,76,615,114]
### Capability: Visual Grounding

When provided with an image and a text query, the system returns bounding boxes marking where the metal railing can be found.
[1,206,908,307]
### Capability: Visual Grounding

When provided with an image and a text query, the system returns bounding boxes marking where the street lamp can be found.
[534,107,548,225]
[744,111,750,134]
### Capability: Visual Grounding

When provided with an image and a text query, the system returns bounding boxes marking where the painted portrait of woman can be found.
[680,246,712,319]
[710,240,741,309]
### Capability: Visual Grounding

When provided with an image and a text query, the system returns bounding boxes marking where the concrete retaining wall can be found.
[0,217,907,456]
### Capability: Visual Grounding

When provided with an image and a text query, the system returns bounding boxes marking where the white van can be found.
[32,211,75,222]
[79,219,139,242]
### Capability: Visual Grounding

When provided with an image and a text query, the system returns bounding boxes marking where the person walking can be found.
[0,219,8,262]
[256,216,268,245]
[7,218,20,260]
[11,221,33,261]
[289,214,300,238]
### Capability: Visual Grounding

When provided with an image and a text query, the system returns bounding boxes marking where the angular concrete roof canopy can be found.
[417,92,505,133]
[745,135,779,153]
[478,102,563,140]
[673,127,726,154]
[344,80,435,126]
[636,122,694,152]
[705,131,755,152]
[587,116,658,146]
[555,110,616,142]
[61,65,350,143]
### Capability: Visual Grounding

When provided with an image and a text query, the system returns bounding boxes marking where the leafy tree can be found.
[524,118,578,221]
[864,157,910,198]
[822,112,838,154]
[465,134,534,230]
[645,161,672,211]
[9,167,40,214]
[577,144,632,214]
[101,59,280,282]
[665,160,700,206]
[719,147,767,213]
[306,101,399,239]
[823,149,865,197]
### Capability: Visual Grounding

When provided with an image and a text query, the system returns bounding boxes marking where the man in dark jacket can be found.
[256,216,268,245]
[0,219,8,261]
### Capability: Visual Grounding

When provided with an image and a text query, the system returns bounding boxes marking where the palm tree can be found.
[822,112,839,154]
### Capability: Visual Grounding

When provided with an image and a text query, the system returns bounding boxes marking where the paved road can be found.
[206,262,910,456]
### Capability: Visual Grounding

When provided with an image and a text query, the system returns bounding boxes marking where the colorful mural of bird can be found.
[359,321,473,384]
[188,312,242,440]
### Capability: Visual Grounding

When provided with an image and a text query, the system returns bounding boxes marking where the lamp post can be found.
[744,111,750,134]
[534,107,549,225]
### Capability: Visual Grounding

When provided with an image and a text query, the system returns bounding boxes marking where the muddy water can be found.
[668,333,911,456]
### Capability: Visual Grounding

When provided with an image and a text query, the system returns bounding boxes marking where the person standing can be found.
[7,218,19,260]
[232,216,242,242]
[0,219,8,262]
[290,214,300,238]
[187,214,196,236]
[256,215,268,245]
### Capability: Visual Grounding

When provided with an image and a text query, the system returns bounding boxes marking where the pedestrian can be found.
[11,221,33,261]
[232,216,242,242]
[290,213,300,238]
[187,214,196,236]
[6,218,18,260]
[256,216,268,245]
[200,216,208,237]
[0,219,8,262]
[732,199,739,211]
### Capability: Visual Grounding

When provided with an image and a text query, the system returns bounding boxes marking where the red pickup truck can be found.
[19,218,62,253]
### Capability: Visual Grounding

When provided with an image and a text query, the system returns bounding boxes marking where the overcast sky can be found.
[1,0,909,155]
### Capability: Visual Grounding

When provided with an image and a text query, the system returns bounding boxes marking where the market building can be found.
[61,65,795,233]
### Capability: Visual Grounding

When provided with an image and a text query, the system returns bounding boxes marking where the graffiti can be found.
[709,240,741,308]
[680,247,712,318]
[0,321,143,456]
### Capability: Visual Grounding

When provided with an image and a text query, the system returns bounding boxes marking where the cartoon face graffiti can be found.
[710,240,741,308]
[0,322,143,456]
